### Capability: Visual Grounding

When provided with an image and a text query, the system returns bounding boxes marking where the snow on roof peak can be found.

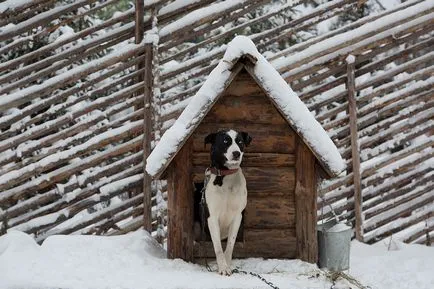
[222,35,258,62]
[146,36,345,178]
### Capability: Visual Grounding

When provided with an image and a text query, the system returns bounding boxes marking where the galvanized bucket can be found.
[317,219,352,271]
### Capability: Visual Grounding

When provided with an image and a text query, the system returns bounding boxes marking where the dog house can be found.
[146,36,344,264]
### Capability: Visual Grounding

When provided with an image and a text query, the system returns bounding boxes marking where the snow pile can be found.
[146,35,345,177]
[1,230,433,289]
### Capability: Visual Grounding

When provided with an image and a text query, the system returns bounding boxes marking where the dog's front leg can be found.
[208,217,231,275]
[224,213,242,269]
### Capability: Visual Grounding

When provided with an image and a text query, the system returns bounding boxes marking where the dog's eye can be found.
[224,139,228,144]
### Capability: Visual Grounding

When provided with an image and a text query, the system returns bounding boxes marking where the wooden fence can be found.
[0,0,432,246]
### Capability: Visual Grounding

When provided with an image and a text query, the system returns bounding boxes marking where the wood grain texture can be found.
[224,69,264,96]
[295,138,318,263]
[347,56,363,241]
[193,229,297,259]
[203,93,287,125]
[193,123,295,154]
[244,195,295,229]
[192,166,296,195]
[192,152,295,167]
[167,139,194,261]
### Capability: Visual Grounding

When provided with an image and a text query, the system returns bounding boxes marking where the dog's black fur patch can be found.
[204,130,251,186]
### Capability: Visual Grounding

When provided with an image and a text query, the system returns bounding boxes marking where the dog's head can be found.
[204,130,252,169]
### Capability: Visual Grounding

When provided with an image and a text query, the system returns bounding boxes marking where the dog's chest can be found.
[205,173,247,220]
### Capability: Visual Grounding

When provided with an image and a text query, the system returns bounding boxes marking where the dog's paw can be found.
[218,265,232,276]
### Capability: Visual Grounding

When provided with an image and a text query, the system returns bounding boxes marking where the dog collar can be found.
[208,167,239,176]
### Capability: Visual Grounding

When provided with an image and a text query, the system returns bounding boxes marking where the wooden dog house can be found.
[146,36,344,264]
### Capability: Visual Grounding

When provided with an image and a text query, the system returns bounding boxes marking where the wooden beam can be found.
[143,40,154,232]
[167,139,194,261]
[295,138,317,263]
[346,54,363,242]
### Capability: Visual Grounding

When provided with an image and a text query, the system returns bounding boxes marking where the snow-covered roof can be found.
[146,36,345,178]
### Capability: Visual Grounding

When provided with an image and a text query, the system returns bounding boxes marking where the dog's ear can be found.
[241,132,252,147]
[204,133,216,147]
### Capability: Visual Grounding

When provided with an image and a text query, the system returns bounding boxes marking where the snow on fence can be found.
[0,0,432,246]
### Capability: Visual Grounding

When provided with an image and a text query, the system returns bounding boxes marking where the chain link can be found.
[232,269,280,289]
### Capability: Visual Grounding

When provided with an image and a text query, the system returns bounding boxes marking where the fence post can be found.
[346,54,363,241]
[142,7,158,233]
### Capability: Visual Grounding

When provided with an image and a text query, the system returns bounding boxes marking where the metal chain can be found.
[232,269,280,289]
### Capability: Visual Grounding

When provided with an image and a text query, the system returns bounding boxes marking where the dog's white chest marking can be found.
[206,171,247,238]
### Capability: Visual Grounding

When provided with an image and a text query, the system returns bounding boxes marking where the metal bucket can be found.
[317,219,352,271]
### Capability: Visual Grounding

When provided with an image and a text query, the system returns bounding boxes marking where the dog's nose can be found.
[232,151,241,159]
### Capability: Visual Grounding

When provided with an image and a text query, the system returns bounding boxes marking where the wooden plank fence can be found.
[0,0,432,246]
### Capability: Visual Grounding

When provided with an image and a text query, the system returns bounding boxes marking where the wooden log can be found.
[0,55,145,132]
[328,74,433,140]
[166,139,194,261]
[244,195,295,229]
[161,0,297,64]
[290,28,433,92]
[364,178,433,215]
[193,229,296,259]
[1,0,56,27]
[0,135,142,205]
[0,0,100,42]
[0,9,135,72]
[357,97,433,142]
[1,103,144,171]
[203,96,288,126]
[318,63,433,125]
[0,43,145,112]
[278,7,434,74]
[346,55,363,241]
[80,204,144,235]
[0,0,52,17]
[13,172,144,235]
[363,162,433,205]
[363,138,434,180]
[0,29,134,92]
[405,223,434,244]
[365,209,433,243]
[256,1,357,50]
[0,82,143,154]
[341,110,434,160]
[0,121,142,192]
[364,183,434,221]
[160,65,214,98]
[192,152,295,168]
[269,0,425,61]
[143,29,155,232]
[321,143,433,204]
[35,194,145,243]
[160,0,269,50]
[2,154,143,222]
[295,138,317,263]
[311,52,434,116]
[192,123,296,154]
[192,167,296,196]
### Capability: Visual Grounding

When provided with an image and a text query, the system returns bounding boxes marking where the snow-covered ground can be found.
[1,230,432,289]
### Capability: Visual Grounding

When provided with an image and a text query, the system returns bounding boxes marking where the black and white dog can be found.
[204,129,252,275]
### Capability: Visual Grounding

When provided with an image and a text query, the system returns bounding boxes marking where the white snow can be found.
[146,35,345,177]
[1,230,433,289]
[0,0,33,13]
